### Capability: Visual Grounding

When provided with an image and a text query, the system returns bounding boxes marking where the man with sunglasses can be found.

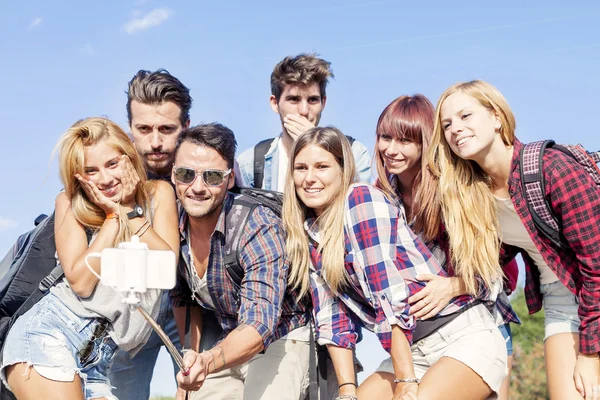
[171,123,310,400]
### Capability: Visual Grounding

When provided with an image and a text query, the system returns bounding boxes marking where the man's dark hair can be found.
[270,53,334,101]
[126,69,192,126]
[174,123,237,169]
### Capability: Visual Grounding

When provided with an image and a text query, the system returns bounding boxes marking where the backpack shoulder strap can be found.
[520,140,565,247]
[253,138,275,189]
[223,195,258,286]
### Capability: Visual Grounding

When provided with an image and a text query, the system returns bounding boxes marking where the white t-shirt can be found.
[495,196,559,285]
[276,138,289,192]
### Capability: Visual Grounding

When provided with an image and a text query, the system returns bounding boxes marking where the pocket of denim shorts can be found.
[541,281,578,308]
[41,296,95,333]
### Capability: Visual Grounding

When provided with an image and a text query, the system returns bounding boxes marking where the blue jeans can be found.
[1,293,118,399]
[109,291,180,400]
[498,323,513,356]
[109,292,223,400]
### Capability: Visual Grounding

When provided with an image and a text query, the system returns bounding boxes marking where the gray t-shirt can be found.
[51,229,162,355]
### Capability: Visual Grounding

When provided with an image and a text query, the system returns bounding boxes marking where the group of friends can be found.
[0,53,599,400]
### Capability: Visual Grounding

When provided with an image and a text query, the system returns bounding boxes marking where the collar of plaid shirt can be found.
[178,192,310,347]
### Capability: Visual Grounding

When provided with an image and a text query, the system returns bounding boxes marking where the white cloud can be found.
[80,43,96,56]
[28,17,42,30]
[123,7,173,34]
[0,217,18,233]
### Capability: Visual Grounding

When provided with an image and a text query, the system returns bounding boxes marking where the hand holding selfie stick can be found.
[85,235,189,376]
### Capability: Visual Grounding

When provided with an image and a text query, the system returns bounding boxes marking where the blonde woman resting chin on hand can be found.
[282,126,507,400]
[0,117,179,400]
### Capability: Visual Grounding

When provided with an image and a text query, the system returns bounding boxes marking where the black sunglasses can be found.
[78,322,108,362]
[173,167,232,186]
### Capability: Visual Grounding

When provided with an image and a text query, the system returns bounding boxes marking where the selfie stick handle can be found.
[135,305,189,375]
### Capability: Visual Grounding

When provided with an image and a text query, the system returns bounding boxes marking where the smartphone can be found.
[100,248,176,291]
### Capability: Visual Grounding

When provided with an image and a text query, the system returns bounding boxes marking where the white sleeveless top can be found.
[495,196,559,285]
[51,203,162,355]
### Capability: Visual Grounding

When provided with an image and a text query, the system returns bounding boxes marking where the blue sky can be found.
[1,0,599,396]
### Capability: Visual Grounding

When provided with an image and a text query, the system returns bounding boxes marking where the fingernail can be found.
[182,368,190,376]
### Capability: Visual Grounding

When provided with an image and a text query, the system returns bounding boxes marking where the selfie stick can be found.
[85,236,189,376]
[134,304,188,373]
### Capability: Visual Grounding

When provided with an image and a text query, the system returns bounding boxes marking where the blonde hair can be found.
[283,126,357,298]
[56,117,153,246]
[425,80,516,295]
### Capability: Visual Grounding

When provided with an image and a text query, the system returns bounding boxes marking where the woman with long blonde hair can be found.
[283,126,507,400]
[370,94,520,400]
[0,117,179,400]
[428,79,600,399]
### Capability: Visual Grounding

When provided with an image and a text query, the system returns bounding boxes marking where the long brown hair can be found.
[373,94,441,240]
[283,126,357,297]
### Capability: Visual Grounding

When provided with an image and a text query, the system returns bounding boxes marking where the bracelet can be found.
[335,396,358,400]
[338,382,357,389]
[105,212,119,220]
[394,377,420,384]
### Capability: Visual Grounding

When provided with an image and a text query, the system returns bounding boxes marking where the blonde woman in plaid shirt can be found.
[426,80,600,399]
[282,126,507,400]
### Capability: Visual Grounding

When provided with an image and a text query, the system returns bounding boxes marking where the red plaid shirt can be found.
[500,139,600,354]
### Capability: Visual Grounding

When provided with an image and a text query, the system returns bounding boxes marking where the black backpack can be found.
[253,135,356,189]
[223,187,283,285]
[519,140,600,248]
[0,213,94,350]
[0,214,63,342]
[0,213,63,400]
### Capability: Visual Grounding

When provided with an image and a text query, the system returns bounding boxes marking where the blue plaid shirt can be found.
[171,192,310,348]
[307,184,480,353]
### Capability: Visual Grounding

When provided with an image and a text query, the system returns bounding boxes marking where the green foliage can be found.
[509,290,548,399]
[510,290,545,353]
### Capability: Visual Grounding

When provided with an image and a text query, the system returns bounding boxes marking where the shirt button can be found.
[418,340,425,346]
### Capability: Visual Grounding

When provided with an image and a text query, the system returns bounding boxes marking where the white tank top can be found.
[495,196,559,285]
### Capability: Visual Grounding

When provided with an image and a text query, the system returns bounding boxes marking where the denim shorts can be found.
[376,304,507,398]
[540,280,580,340]
[1,292,119,399]
[498,323,513,356]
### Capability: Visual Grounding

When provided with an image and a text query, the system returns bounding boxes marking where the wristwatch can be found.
[127,205,144,219]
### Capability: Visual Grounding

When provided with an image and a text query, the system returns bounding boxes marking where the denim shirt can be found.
[236,134,372,190]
